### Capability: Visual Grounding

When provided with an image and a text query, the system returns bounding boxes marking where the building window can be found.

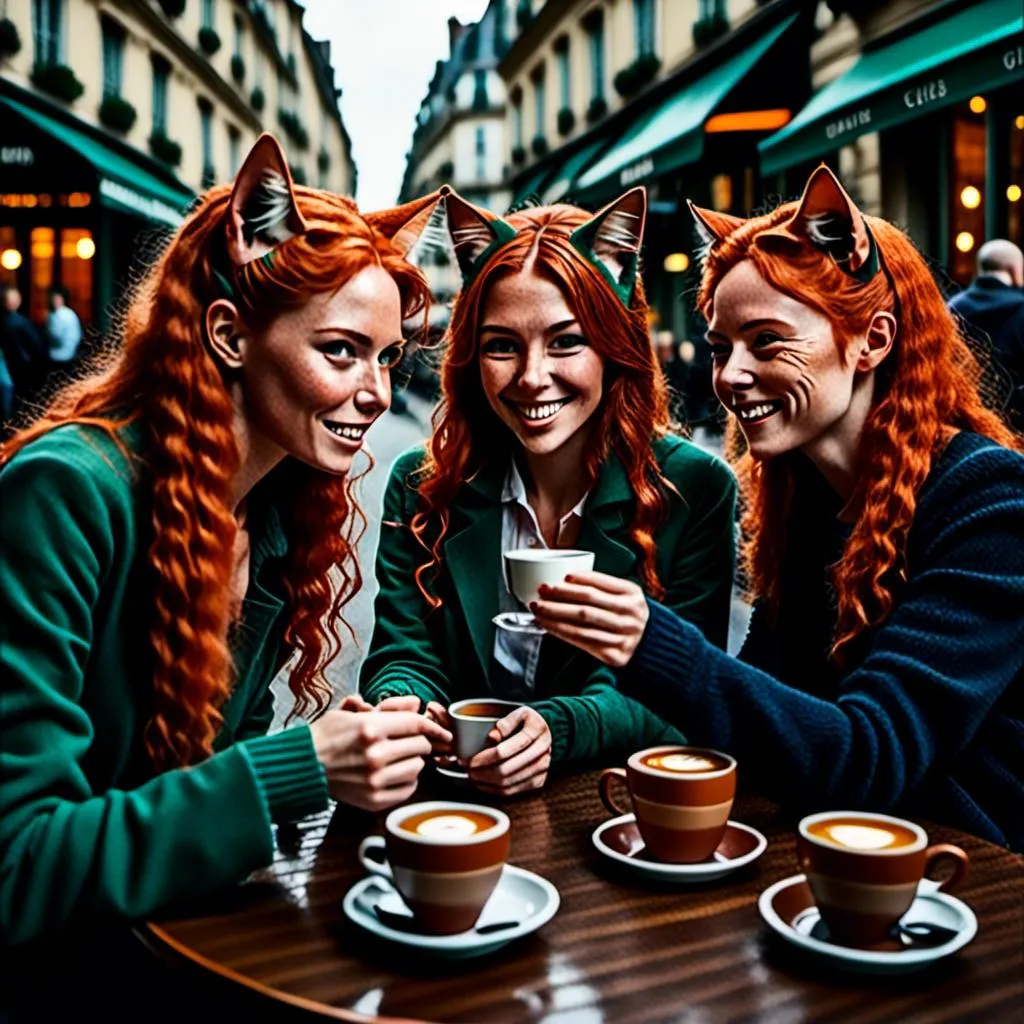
[233,12,243,56]
[199,98,215,184]
[32,0,63,66]
[472,69,489,111]
[512,92,523,148]
[532,67,545,140]
[699,0,725,18]
[634,0,654,57]
[228,125,241,176]
[101,18,125,98]
[476,126,486,181]
[201,0,215,30]
[152,55,169,135]
[555,38,570,109]
[586,16,605,101]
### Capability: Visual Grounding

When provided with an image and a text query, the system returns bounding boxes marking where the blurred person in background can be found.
[948,239,1024,431]
[46,286,83,370]
[0,285,47,417]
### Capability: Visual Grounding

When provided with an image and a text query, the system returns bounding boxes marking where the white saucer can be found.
[592,814,767,882]
[758,873,978,975]
[433,760,470,782]
[492,611,545,636]
[342,864,560,959]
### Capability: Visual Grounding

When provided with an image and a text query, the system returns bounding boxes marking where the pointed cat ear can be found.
[444,190,517,283]
[757,165,879,282]
[570,187,647,305]
[364,186,450,258]
[226,133,307,267]
[687,201,746,249]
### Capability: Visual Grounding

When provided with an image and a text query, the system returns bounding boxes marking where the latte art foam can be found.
[414,814,480,838]
[826,824,899,850]
[398,807,499,839]
[646,753,719,773]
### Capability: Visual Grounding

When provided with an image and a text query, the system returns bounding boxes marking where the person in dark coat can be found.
[0,286,47,415]
[948,239,1024,430]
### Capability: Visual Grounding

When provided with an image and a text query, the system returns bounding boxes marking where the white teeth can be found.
[324,422,366,439]
[515,398,571,421]
[737,403,778,422]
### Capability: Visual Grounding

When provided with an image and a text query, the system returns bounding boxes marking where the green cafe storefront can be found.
[758,0,1024,286]
[0,86,193,337]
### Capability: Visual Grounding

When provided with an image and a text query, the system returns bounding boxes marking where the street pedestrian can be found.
[0,134,450,1018]
[46,285,83,369]
[0,284,47,416]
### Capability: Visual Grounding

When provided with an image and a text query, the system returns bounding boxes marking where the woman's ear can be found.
[856,310,897,373]
[205,299,246,370]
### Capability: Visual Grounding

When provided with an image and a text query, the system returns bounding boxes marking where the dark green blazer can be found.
[360,434,738,763]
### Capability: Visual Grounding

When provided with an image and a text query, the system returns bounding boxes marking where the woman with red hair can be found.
[532,166,1024,850]
[360,188,737,795]
[0,136,451,963]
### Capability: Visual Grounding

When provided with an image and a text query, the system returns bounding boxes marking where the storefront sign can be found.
[1003,41,1023,71]
[903,78,947,109]
[620,156,654,187]
[825,108,871,139]
[1,146,34,166]
[99,178,183,227]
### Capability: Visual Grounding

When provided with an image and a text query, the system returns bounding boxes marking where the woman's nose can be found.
[354,362,390,414]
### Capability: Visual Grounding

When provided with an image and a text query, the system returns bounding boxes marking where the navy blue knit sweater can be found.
[622,432,1024,850]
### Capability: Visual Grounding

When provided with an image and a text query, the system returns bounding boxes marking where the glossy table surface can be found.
[145,769,1024,1023]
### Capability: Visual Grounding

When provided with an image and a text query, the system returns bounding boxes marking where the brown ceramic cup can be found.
[796,810,969,947]
[599,745,737,863]
[358,801,511,935]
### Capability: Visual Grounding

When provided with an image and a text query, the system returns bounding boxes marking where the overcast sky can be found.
[302,0,491,212]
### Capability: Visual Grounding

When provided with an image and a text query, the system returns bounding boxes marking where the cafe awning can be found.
[574,13,797,203]
[512,162,556,205]
[541,138,608,204]
[759,0,1024,175]
[3,96,194,227]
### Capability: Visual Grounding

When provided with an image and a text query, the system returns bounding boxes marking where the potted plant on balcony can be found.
[158,0,186,18]
[0,17,21,58]
[30,62,84,103]
[198,27,221,56]
[557,107,575,136]
[531,135,548,158]
[692,11,729,47]
[99,94,137,134]
[231,54,245,82]
[512,144,527,166]
[250,86,265,112]
[585,95,608,125]
[613,53,660,98]
[149,131,183,166]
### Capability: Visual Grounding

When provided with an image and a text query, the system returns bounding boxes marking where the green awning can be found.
[3,96,194,227]
[759,0,1024,175]
[575,13,796,202]
[513,162,555,204]
[541,137,608,203]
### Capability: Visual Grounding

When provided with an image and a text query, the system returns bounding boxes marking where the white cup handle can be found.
[917,877,942,896]
[357,836,393,881]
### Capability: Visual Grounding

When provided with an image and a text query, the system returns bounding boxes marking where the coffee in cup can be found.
[599,745,737,863]
[797,810,969,946]
[449,698,523,762]
[358,801,511,935]
[503,548,595,607]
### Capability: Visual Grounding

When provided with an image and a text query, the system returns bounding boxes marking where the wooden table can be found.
[145,770,1024,1023]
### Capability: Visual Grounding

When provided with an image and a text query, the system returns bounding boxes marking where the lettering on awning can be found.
[825,109,871,140]
[903,78,947,109]
[620,156,654,186]
[99,178,183,227]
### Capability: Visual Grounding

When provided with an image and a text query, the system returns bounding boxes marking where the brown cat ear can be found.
[225,133,307,266]
[444,190,517,283]
[687,201,746,249]
[364,186,450,258]
[569,187,647,305]
[757,165,878,280]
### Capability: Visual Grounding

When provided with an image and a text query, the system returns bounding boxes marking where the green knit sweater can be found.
[0,423,328,945]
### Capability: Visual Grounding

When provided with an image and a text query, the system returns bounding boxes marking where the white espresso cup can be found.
[503,548,595,607]
[448,698,524,761]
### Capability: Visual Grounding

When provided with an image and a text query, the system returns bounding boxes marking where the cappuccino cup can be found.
[599,745,736,863]
[449,698,523,762]
[797,810,969,947]
[358,801,511,935]
[503,548,595,607]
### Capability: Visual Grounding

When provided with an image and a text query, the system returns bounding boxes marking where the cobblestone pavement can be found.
[271,394,751,727]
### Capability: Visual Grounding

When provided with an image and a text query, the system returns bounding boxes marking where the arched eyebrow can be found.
[313,327,404,348]
[479,318,579,337]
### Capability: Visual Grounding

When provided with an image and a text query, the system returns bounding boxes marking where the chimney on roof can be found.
[448,17,467,56]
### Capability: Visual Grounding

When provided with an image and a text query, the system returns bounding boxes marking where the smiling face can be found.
[477,269,605,458]
[707,259,865,460]
[237,264,404,474]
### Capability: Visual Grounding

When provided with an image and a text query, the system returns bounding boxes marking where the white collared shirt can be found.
[492,460,589,695]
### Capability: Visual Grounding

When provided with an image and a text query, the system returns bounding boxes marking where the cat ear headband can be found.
[214,133,443,299]
[688,164,882,284]
[443,186,648,306]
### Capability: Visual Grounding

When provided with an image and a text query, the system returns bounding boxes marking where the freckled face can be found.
[478,269,605,458]
[707,259,858,460]
[239,265,404,475]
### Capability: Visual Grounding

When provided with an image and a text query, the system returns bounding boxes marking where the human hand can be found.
[310,708,451,812]
[338,692,374,713]
[465,706,552,797]
[530,571,649,668]
[424,701,453,755]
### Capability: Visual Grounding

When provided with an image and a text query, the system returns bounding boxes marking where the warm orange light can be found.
[0,249,22,271]
[968,95,986,114]
[1016,115,1024,130]
[1008,185,1022,203]
[663,252,690,273]
[704,109,792,133]
[68,192,92,207]
[955,231,975,253]
[76,237,96,260]
[960,185,981,209]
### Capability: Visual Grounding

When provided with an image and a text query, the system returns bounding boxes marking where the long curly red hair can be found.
[411,203,674,604]
[0,186,430,771]
[698,209,1021,662]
